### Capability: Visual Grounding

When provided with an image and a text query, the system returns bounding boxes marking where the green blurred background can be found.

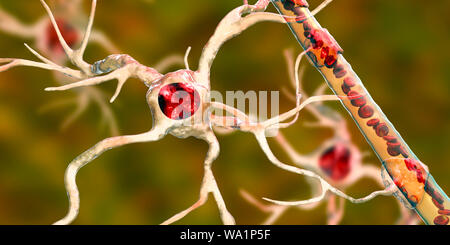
[0,0,448,224]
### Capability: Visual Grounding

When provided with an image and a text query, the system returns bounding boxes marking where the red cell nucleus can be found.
[319,143,351,181]
[158,83,201,120]
[45,18,79,54]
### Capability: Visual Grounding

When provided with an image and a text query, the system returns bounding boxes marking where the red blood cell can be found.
[346,91,359,100]
[341,84,350,94]
[158,83,201,120]
[375,123,389,137]
[45,18,79,53]
[433,192,445,205]
[388,142,400,148]
[303,21,312,31]
[424,183,434,194]
[425,184,445,205]
[399,146,409,158]
[348,91,366,107]
[425,184,444,205]
[324,55,337,68]
[318,143,351,181]
[387,142,401,155]
[434,215,449,225]
[387,144,400,156]
[333,64,347,78]
[433,198,445,210]
[358,105,374,118]
[383,135,397,143]
[438,209,450,215]
[367,118,380,127]
[343,77,356,87]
